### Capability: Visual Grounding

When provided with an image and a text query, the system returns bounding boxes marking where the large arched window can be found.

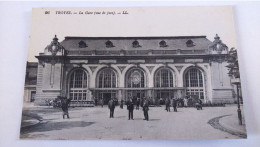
[69,69,88,101]
[97,68,117,88]
[184,68,204,99]
[155,68,174,87]
[126,68,145,88]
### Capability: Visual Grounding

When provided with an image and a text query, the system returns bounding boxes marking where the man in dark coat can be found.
[120,99,124,109]
[61,97,71,119]
[172,98,177,112]
[136,98,140,110]
[143,97,149,121]
[127,98,134,120]
[165,97,171,112]
[140,97,144,107]
[195,99,203,110]
[108,99,115,118]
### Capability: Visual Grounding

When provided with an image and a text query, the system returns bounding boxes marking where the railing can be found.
[70,101,94,107]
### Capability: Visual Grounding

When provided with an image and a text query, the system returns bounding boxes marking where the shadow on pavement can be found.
[148,119,160,121]
[114,116,126,118]
[20,121,95,134]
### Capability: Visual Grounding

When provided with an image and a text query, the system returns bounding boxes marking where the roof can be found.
[60,36,212,51]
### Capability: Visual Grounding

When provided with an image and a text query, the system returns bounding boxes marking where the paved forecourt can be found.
[20,104,246,140]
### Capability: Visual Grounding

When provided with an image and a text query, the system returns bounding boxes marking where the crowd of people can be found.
[108,97,150,121]
[60,96,203,120]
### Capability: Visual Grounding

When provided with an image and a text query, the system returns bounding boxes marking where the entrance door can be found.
[97,91,117,105]
[127,90,145,99]
[156,90,174,99]
[103,93,111,105]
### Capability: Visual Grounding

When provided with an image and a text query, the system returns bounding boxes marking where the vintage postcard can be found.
[20,6,247,140]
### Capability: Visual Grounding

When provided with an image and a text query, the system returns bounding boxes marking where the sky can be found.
[27,6,236,62]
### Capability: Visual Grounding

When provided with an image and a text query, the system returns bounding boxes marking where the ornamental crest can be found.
[45,35,64,56]
[209,34,228,54]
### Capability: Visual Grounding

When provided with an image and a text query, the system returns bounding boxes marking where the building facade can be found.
[24,62,38,102]
[34,35,235,106]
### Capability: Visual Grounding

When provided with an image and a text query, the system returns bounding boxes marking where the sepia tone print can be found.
[20,6,247,140]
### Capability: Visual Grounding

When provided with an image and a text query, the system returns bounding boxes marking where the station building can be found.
[33,34,235,106]
[24,62,38,102]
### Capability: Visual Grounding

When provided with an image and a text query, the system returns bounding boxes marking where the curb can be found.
[208,115,247,138]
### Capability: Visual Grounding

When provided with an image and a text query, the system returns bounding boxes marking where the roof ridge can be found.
[64,36,207,40]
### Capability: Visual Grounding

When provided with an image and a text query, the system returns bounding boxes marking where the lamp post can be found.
[226,48,242,125]
[46,35,67,97]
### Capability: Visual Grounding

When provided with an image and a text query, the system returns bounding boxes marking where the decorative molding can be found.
[156,59,174,63]
[117,66,127,73]
[70,60,88,64]
[175,66,183,72]
[89,66,98,73]
[185,59,203,63]
[146,66,155,73]
[128,60,145,63]
[99,60,117,63]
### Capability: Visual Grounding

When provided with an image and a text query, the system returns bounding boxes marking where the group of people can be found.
[108,97,150,121]
[60,96,203,120]
[165,97,203,111]
[165,97,178,112]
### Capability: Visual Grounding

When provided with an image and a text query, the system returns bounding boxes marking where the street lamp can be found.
[226,48,242,125]
[46,35,67,97]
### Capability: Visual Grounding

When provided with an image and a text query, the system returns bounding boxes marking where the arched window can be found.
[78,40,87,48]
[184,68,204,99]
[159,40,168,47]
[126,68,145,88]
[69,69,88,101]
[186,39,196,47]
[105,40,114,48]
[132,40,141,48]
[97,68,117,88]
[155,68,174,87]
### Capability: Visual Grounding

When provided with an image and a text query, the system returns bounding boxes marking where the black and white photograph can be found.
[19,6,247,140]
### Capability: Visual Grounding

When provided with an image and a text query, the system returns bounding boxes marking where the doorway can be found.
[97,91,116,105]
[126,90,145,99]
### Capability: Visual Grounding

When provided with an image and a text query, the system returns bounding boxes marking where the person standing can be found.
[108,99,115,118]
[120,99,124,109]
[136,98,140,110]
[184,97,188,108]
[61,97,71,119]
[143,97,149,121]
[127,98,134,120]
[165,97,171,112]
[94,97,97,106]
[172,98,177,112]
[101,98,104,107]
[140,97,144,107]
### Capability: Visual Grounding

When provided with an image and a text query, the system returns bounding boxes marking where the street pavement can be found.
[20,104,247,140]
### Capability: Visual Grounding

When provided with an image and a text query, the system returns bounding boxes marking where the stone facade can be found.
[24,62,37,102]
[34,35,235,106]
